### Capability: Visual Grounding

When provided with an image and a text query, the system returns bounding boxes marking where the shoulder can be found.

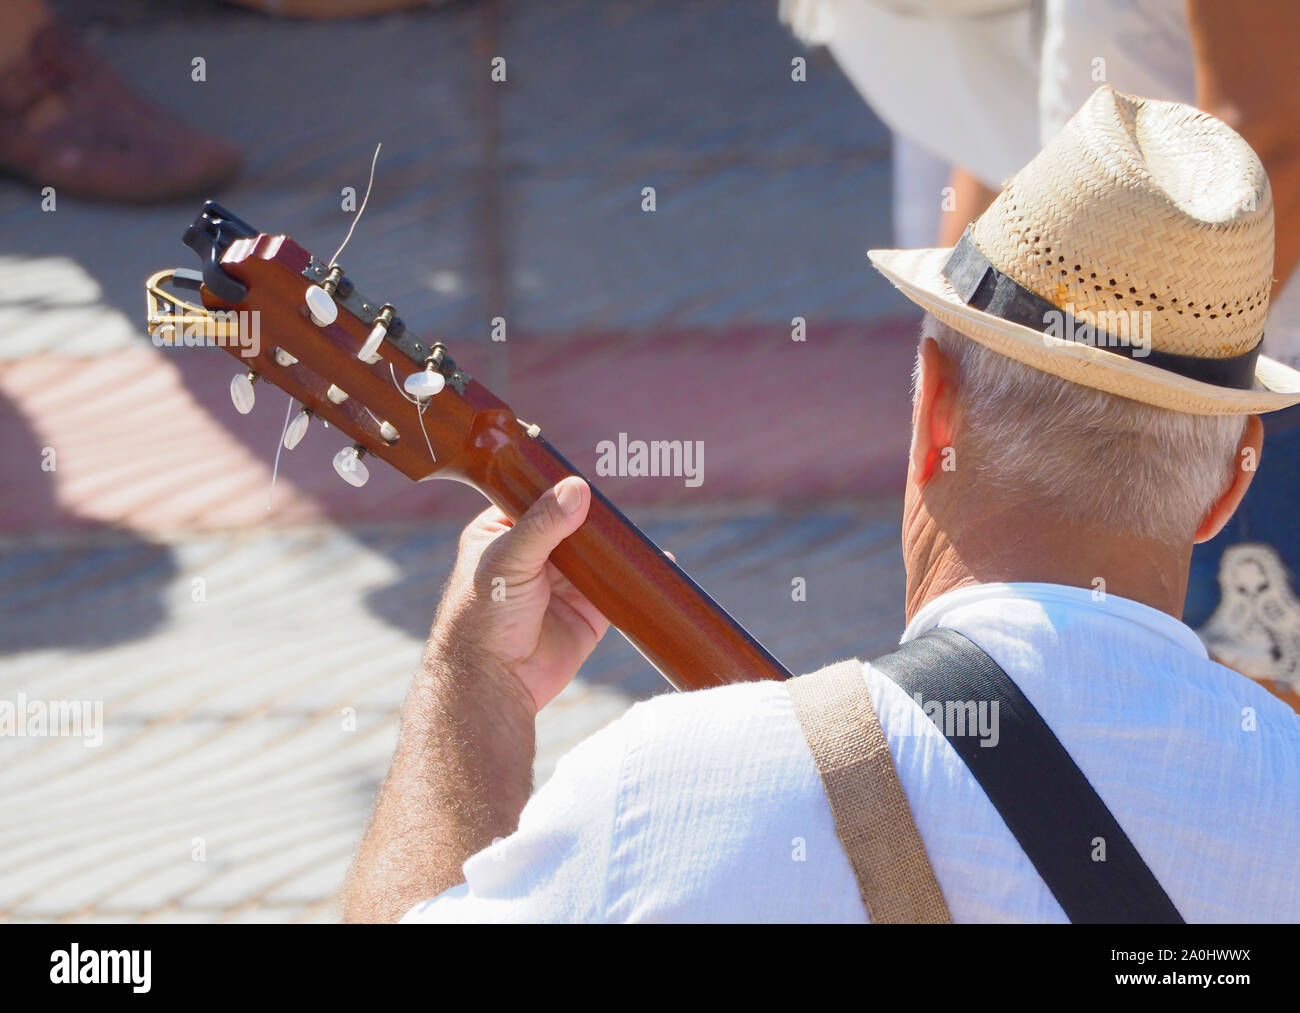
[401,676,835,924]
[593,679,815,830]
[405,673,872,923]
[611,677,832,821]
[595,674,867,922]
[619,678,804,766]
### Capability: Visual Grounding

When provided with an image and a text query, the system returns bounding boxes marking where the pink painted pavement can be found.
[0,319,919,535]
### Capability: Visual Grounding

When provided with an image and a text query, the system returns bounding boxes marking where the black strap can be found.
[942,230,1262,390]
[871,627,1185,924]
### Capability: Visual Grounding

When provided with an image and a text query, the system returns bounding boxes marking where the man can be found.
[1039,1,1300,708]
[793,0,1300,703]
[344,87,1300,922]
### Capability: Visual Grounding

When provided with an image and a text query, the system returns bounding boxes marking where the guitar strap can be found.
[787,656,952,923]
[788,626,1185,923]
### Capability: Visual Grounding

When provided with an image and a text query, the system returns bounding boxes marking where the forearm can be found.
[342,645,536,922]
[343,478,602,921]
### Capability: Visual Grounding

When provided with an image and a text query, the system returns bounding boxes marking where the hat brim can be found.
[869,246,1300,416]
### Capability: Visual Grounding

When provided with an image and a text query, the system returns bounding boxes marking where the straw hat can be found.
[869,85,1300,415]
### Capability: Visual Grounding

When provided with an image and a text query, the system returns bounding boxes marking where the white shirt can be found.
[402,583,1300,923]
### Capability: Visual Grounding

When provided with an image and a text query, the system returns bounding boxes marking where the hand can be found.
[427,477,611,713]
[347,477,608,919]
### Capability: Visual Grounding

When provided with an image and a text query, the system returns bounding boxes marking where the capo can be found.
[144,268,240,342]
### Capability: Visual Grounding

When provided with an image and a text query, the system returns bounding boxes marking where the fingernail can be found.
[556,479,582,514]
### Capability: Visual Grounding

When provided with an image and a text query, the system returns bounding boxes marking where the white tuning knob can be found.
[283,409,311,450]
[359,321,386,363]
[305,284,338,327]
[333,445,369,487]
[404,367,445,398]
[230,372,257,414]
[274,347,298,367]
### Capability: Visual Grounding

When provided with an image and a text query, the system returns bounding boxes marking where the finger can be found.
[453,508,513,570]
[551,579,612,643]
[461,503,511,539]
[483,477,590,578]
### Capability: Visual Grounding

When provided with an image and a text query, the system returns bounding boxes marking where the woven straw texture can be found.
[869,86,1300,415]
[972,87,1273,360]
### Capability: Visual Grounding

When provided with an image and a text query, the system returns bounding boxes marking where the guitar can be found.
[145,201,793,692]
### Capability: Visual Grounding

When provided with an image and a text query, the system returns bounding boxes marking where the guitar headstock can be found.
[144,205,797,692]
[146,201,526,489]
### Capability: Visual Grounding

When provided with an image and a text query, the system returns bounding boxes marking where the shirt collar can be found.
[901,581,1209,660]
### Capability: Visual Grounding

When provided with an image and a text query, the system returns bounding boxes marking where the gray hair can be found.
[918,314,1248,544]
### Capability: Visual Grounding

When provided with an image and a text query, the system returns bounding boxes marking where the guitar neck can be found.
[181,208,791,692]
[462,421,793,691]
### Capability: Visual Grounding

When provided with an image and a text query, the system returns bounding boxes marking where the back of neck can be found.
[903,493,1191,625]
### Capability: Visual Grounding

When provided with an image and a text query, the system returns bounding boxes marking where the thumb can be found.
[488,477,590,578]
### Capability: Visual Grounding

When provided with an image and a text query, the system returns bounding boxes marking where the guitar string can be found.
[357,403,399,455]
[388,362,438,464]
[328,142,382,269]
[264,141,381,505]
[333,144,432,471]
[334,144,440,469]
[267,393,295,511]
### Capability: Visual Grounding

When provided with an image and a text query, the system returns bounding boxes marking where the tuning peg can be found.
[305,284,338,327]
[333,445,369,487]
[358,306,396,364]
[274,347,298,367]
[284,408,311,450]
[358,322,386,363]
[230,371,258,414]
[307,266,344,327]
[404,365,445,399]
[326,384,349,405]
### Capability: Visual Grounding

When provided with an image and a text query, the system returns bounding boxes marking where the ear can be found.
[1194,414,1263,544]
[910,336,961,487]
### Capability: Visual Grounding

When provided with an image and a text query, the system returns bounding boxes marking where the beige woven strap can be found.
[788,660,953,924]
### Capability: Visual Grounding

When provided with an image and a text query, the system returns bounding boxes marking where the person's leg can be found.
[1189,0,1300,347]
[0,0,50,66]
[0,3,241,202]
[936,167,998,248]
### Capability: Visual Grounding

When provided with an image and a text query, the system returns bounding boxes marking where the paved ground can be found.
[0,0,918,922]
